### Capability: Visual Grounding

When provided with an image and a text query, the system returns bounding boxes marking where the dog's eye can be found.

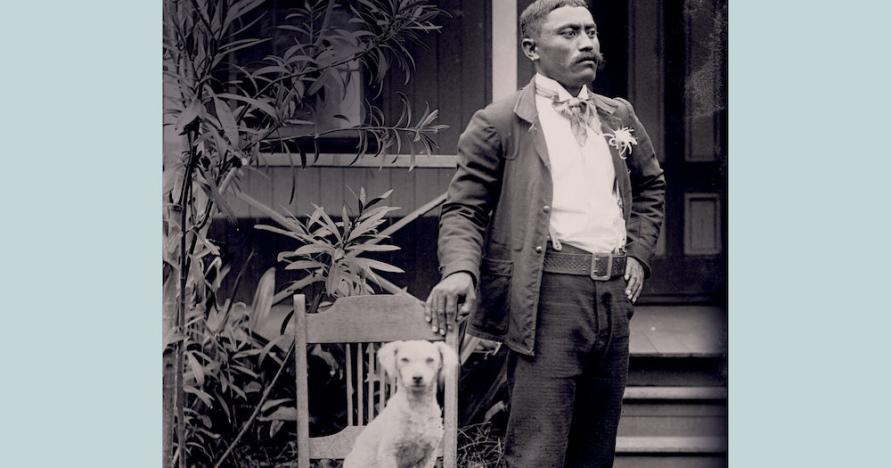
[400,357,410,363]
[426,357,435,364]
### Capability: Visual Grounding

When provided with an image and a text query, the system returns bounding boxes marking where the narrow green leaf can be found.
[259,333,292,366]
[258,406,299,421]
[348,207,393,241]
[270,420,284,438]
[184,386,214,407]
[216,93,277,120]
[294,243,331,256]
[284,260,326,270]
[174,101,201,135]
[346,244,400,254]
[213,95,240,146]
[254,224,305,241]
[314,206,342,243]
[341,205,351,239]
[351,258,405,274]
[186,352,205,386]
[249,268,276,333]
[261,398,292,413]
[231,364,259,379]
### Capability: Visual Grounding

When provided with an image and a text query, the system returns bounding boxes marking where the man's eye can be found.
[587,30,597,38]
[562,30,577,38]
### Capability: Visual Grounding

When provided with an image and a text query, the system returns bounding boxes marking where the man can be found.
[425,1,665,466]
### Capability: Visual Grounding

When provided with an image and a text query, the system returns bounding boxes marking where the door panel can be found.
[642,0,728,302]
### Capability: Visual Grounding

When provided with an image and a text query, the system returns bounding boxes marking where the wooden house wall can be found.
[380,0,492,155]
[221,0,492,219]
[212,2,496,300]
[227,165,455,219]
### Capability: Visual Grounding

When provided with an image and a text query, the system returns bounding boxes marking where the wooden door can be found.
[644,0,728,303]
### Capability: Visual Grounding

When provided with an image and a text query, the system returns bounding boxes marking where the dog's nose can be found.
[412,375,423,384]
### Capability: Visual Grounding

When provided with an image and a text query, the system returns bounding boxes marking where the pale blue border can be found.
[0,1,159,466]
[730,1,891,466]
[2,1,890,467]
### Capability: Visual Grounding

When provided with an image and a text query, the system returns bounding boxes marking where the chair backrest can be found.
[293,294,458,468]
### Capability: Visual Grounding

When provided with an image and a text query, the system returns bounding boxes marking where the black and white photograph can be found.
[162,1,728,466]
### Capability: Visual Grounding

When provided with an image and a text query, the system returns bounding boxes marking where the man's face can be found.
[528,6,601,91]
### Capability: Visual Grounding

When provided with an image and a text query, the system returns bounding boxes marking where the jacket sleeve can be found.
[437,108,505,285]
[616,98,666,278]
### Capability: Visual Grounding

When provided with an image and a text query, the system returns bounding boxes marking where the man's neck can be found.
[535,73,587,98]
[562,83,583,96]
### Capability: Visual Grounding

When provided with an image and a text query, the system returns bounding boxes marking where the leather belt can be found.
[543,248,627,281]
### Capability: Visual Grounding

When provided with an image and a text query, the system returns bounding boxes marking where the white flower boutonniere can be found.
[606,127,638,159]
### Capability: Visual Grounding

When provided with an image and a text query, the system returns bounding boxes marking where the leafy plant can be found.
[162,0,446,466]
[240,186,402,326]
[258,187,401,297]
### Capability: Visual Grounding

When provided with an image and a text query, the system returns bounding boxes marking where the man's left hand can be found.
[624,257,645,303]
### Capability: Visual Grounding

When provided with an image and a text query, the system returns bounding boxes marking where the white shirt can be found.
[534,73,626,254]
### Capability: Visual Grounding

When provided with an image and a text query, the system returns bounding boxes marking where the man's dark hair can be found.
[519,0,590,40]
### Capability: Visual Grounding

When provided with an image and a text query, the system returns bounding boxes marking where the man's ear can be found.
[378,341,401,380]
[521,37,539,61]
[435,342,459,388]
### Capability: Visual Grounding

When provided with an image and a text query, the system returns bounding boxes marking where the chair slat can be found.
[377,345,386,415]
[443,332,459,468]
[356,342,364,426]
[346,343,353,426]
[294,295,310,468]
[366,343,374,423]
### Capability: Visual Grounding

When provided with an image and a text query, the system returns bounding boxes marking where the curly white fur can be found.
[343,340,458,468]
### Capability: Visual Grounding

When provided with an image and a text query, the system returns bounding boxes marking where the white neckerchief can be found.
[534,73,626,254]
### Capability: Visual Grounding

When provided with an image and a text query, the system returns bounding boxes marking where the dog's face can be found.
[378,340,458,394]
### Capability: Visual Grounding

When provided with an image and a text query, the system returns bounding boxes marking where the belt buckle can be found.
[590,253,612,281]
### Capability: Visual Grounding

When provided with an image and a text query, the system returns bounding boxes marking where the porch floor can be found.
[630,305,726,358]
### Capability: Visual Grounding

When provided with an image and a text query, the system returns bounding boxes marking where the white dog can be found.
[343,340,459,468]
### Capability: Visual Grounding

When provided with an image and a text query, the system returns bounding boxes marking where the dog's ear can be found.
[434,341,459,387]
[378,341,401,379]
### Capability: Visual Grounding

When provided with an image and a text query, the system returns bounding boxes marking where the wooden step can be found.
[617,436,727,453]
[615,454,726,468]
[620,386,727,438]
[614,436,726,468]
[629,305,726,358]
[624,386,727,401]
[628,356,726,386]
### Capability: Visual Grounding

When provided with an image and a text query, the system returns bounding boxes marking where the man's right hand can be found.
[425,272,476,336]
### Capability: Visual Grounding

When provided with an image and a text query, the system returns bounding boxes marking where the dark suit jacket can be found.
[438,77,666,355]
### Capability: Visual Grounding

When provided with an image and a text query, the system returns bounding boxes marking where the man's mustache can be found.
[576,52,606,69]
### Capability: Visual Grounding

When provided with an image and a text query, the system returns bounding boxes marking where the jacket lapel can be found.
[596,103,632,219]
[513,78,552,169]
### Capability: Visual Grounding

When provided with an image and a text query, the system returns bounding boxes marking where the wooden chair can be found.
[293,294,459,468]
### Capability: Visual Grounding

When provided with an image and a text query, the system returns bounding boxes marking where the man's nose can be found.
[578,34,596,51]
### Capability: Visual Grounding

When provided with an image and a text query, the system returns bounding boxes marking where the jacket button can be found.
[542,205,550,213]
[535,245,543,253]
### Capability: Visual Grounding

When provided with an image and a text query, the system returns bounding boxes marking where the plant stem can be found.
[174,130,199,468]
[213,343,294,468]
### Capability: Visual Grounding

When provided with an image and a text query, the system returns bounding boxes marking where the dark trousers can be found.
[503,262,632,468]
